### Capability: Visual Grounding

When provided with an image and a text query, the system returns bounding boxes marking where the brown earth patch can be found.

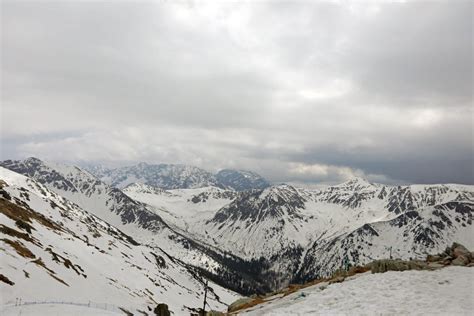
[1,238,36,258]
[0,224,39,245]
[0,196,63,232]
[45,247,87,277]
[32,257,70,286]
[0,274,15,286]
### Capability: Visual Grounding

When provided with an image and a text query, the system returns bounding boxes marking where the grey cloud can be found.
[1,0,472,185]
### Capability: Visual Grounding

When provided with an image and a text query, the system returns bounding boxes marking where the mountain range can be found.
[1,157,473,313]
[83,162,270,191]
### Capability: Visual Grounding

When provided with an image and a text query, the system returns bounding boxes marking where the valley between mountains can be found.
[1,157,473,314]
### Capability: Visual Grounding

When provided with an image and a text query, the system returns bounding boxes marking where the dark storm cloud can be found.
[1,0,472,185]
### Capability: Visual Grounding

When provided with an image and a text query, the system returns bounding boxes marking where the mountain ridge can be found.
[80,161,271,191]
[1,157,473,295]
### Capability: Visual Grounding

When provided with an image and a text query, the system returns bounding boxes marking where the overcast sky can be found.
[1,0,472,185]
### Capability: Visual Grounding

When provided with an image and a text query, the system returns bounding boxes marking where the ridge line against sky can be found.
[1,0,472,185]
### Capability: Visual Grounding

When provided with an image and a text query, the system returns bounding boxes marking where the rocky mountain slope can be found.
[216,169,269,191]
[0,167,240,314]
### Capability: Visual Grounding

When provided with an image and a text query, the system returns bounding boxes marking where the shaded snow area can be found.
[241,267,474,315]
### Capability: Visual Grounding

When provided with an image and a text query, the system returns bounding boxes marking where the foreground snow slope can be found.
[241,266,474,315]
[0,167,240,315]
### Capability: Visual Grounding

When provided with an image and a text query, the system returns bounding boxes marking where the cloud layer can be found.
[1,0,472,184]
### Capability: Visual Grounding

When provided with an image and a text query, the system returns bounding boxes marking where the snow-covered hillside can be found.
[123,183,237,232]
[0,167,240,315]
[239,266,474,315]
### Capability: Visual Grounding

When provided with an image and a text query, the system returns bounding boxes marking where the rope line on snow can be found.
[2,299,130,313]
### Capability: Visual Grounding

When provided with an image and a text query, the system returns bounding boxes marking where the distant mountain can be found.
[89,162,220,189]
[216,169,270,191]
[83,162,270,191]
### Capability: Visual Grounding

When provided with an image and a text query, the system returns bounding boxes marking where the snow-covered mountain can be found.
[84,162,270,191]
[0,167,240,314]
[87,162,220,189]
[123,176,474,288]
[216,169,269,191]
[2,157,473,295]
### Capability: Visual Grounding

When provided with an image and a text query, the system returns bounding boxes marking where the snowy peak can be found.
[336,177,375,190]
[312,178,472,210]
[211,184,306,224]
[1,158,80,193]
[216,169,270,191]
[258,184,305,205]
[384,184,473,215]
[314,178,379,208]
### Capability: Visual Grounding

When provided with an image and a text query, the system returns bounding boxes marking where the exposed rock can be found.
[451,255,469,266]
[427,262,444,269]
[371,259,427,273]
[452,243,472,261]
[426,255,442,262]
[424,242,474,267]
[443,246,454,257]
[442,258,453,266]
[154,303,171,316]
